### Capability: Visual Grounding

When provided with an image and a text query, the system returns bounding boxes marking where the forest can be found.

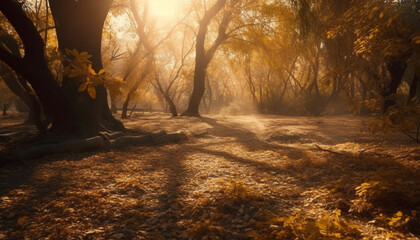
[0,0,419,239]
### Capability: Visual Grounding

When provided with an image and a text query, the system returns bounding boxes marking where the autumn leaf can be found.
[88,65,96,76]
[17,216,28,226]
[78,81,88,92]
[87,84,96,99]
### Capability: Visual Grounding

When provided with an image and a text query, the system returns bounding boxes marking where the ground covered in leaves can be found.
[0,112,419,239]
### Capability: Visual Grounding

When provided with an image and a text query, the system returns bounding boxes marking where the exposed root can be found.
[0,130,188,164]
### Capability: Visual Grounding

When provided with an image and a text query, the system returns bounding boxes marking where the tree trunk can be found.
[0,25,46,132]
[110,95,118,114]
[121,96,130,119]
[49,0,124,134]
[182,0,227,117]
[1,0,124,136]
[164,93,178,117]
[0,69,45,131]
[2,103,8,116]
[409,75,419,100]
[183,57,208,116]
[383,59,405,112]
[0,0,77,133]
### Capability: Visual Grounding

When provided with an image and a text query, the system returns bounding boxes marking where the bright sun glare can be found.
[111,0,182,39]
[148,0,181,23]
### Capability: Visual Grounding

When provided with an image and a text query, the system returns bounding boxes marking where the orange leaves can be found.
[78,81,88,92]
[87,84,96,99]
[64,48,123,99]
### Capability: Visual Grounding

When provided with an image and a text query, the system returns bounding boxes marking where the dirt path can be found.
[0,113,419,239]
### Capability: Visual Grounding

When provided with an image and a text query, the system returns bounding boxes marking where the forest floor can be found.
[0,112,419,239]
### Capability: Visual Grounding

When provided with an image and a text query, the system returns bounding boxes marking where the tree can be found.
[119,0,155,119]
[349,0,419,110]
[182,0,231,116]
[0,0,123,137]
[152,25,195,117]
[49,0,124,132]
[0,25,44,127]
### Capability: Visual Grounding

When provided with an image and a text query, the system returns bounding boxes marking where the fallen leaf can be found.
[17,216,29,226]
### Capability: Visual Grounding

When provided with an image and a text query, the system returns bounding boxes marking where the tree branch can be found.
[0,0,45,57]
[314,144,344,155]
[206,8,232,60]
[0,46,23,74]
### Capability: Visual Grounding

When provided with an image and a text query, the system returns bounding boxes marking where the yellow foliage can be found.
[388,211,410,228]
[87,84,96,99]
[266,210,359,239]
[64,48,123,99]
[78,81,88,92]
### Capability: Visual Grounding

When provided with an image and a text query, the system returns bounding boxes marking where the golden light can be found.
[148,0,181,23]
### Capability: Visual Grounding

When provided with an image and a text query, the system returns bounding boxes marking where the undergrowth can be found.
[252,209,360,239]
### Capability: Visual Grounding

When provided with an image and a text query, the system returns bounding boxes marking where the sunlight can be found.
[148,0,181,23]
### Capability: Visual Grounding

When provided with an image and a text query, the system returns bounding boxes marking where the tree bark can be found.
[165,93,178,117]
[383,59,405,112]
[121,96,130,119]
[110,95,118,114]
[120,0,155,119]
[0,29,45,131]
[2,103,9,116]
[1,0,124,136]
[0,0,75,133]
[182,0,228,116]
[409,75,418,100]
[49,0,124,134]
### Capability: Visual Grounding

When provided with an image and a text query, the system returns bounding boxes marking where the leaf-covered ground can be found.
[0,113,419,239]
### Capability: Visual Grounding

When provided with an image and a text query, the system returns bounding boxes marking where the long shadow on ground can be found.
[1,116,419,239]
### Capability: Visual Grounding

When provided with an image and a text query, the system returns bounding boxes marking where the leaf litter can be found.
[0,113,419,239]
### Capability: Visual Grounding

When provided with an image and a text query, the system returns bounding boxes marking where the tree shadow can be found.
[200,116,285,152]
[1,115,419,238]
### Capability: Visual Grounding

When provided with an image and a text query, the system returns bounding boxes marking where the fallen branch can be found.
[0,130,188,164]
[153,131,188,144]
[110,130,167,145]
[314,144,344,156]
[400,130,420,144]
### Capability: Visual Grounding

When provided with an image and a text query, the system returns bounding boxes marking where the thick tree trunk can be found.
[49,0,124,134]
[1,0,123,136]
[0,0,76,133]
[0,31,43,127]
[0,27,46,131]
[183,58,208,116]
